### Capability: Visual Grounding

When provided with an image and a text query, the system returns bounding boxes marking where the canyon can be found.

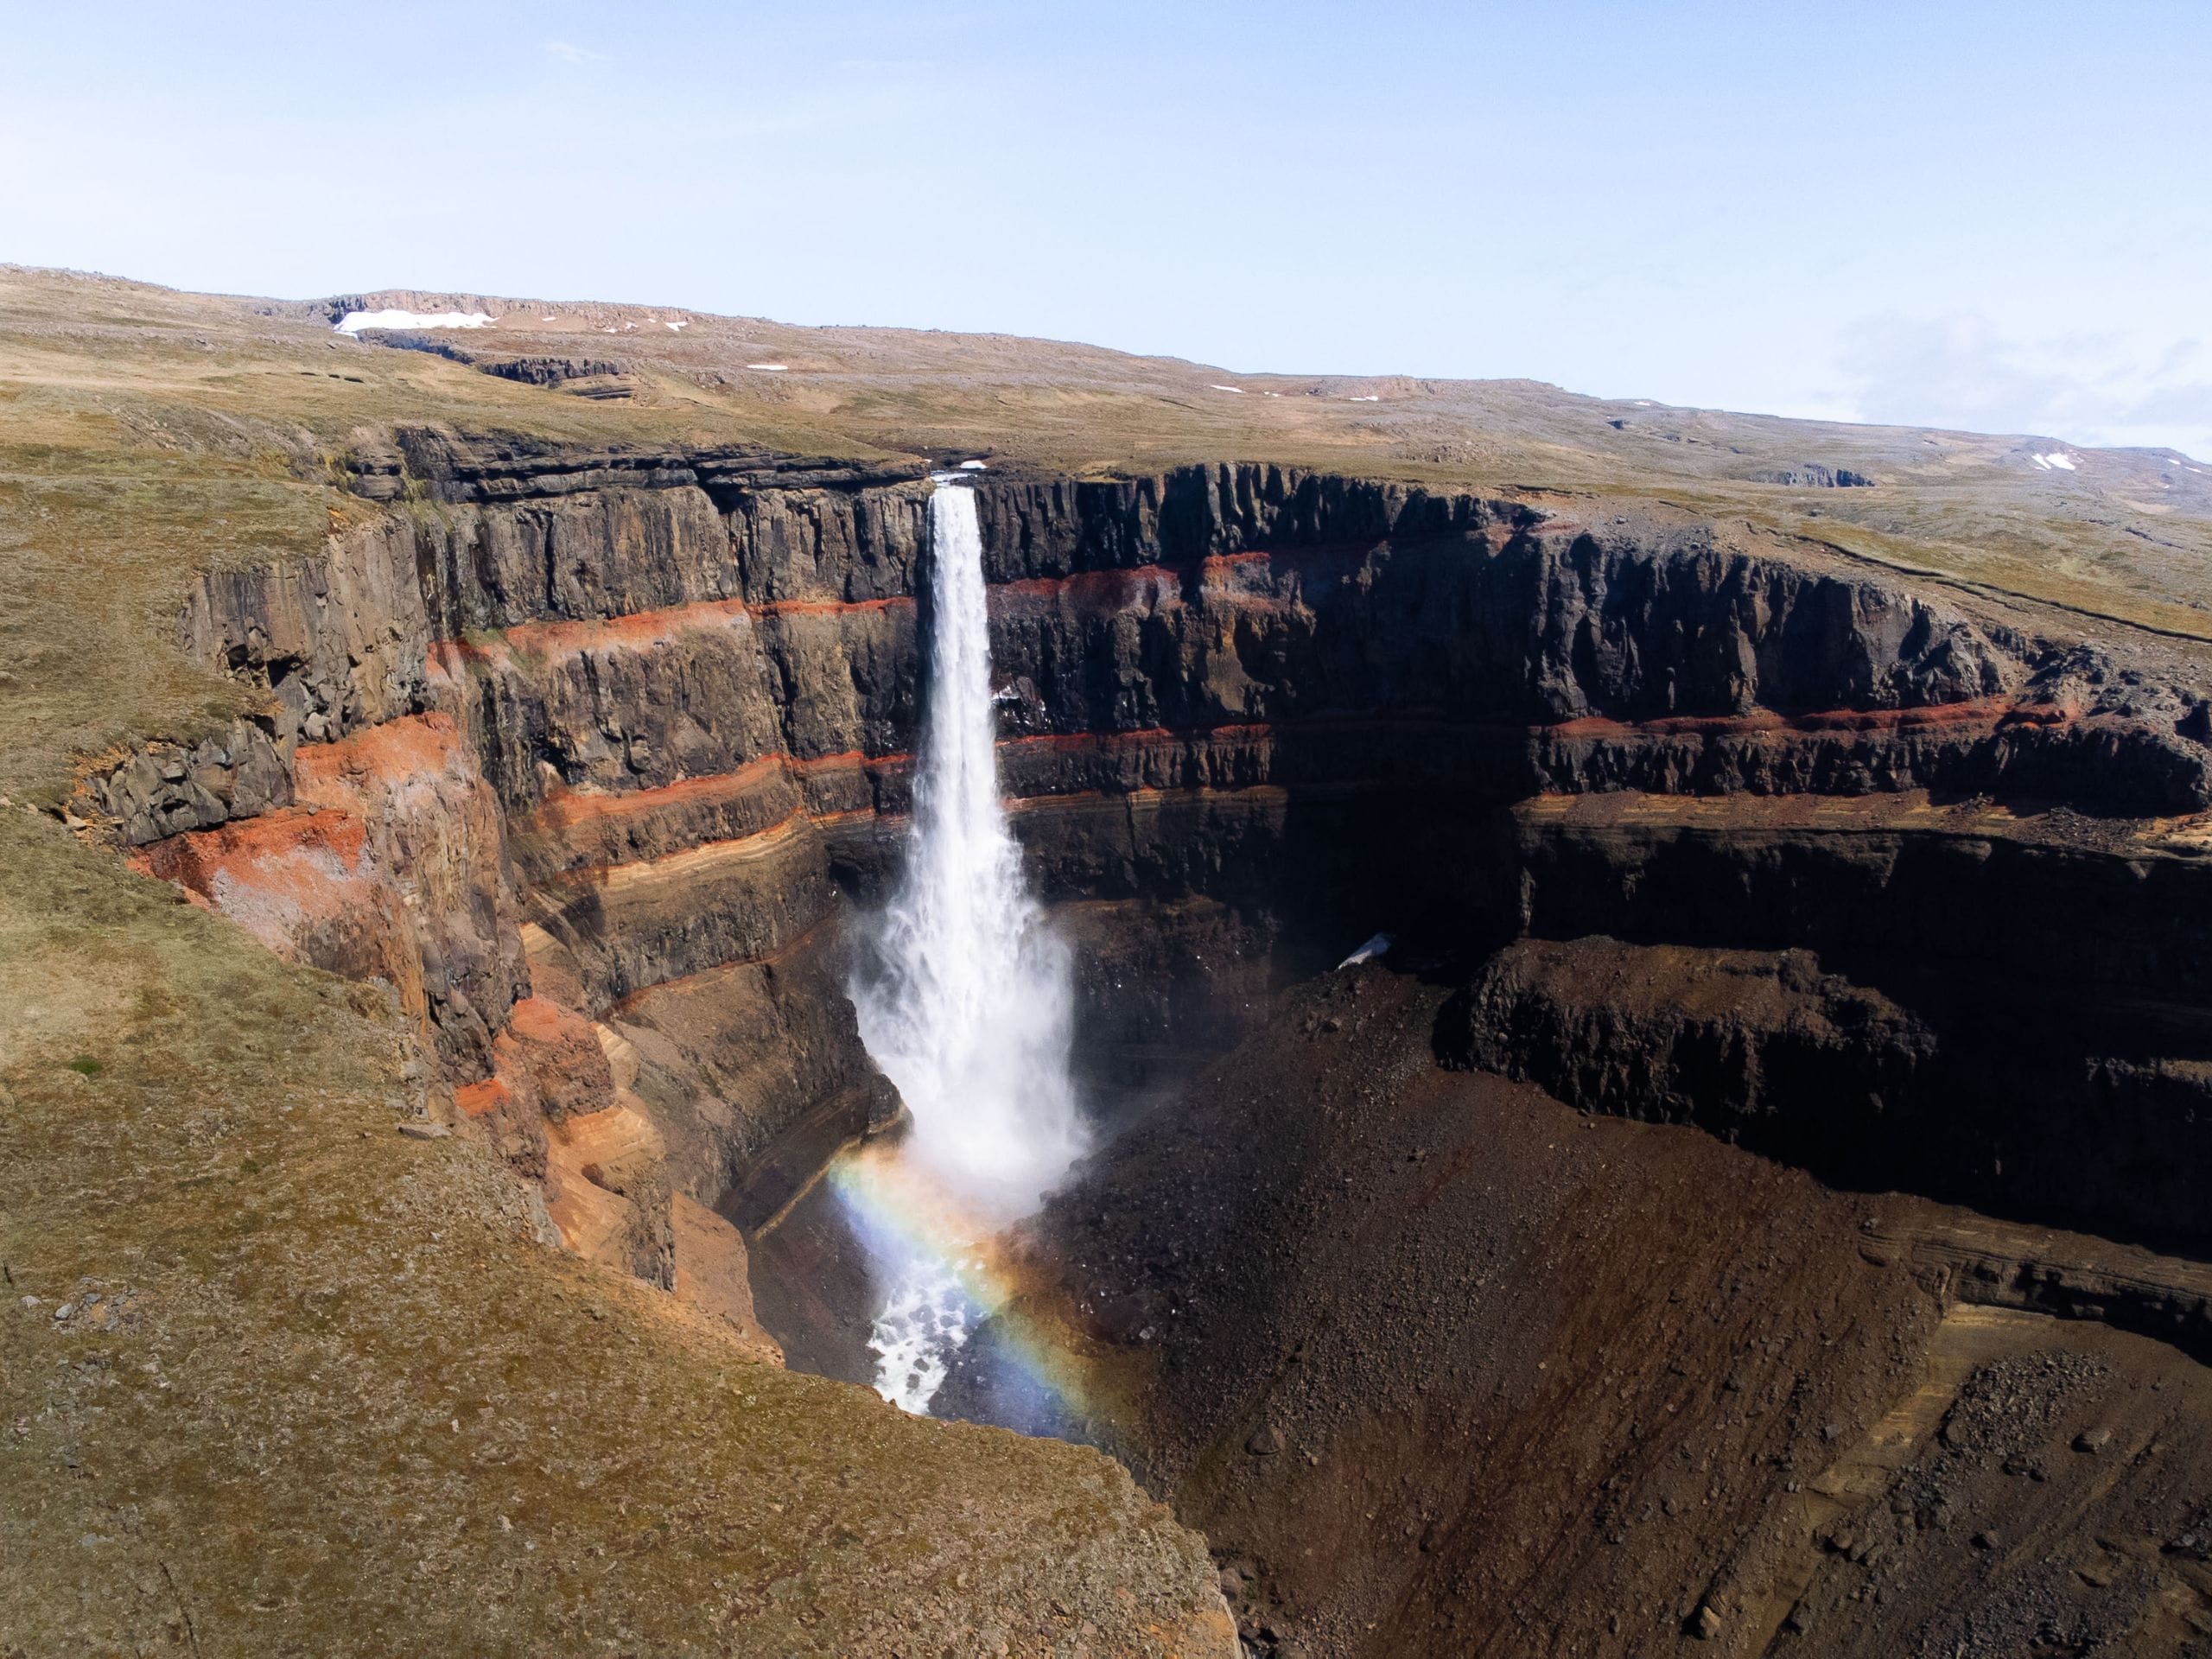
[8,269,2212,1656]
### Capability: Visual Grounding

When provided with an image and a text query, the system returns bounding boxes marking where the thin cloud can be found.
[1833,314,2212,461]
[543,41,607,65]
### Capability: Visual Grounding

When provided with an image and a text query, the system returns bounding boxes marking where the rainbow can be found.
[827,1141,1109,1436]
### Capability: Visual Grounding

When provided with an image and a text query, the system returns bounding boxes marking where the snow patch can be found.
[2032,451,2078,471]
[664,320,687,332]
[959,459,986,470]
[746,363,788,372]
[1208,385,1246,394]
[1347,394,1380,403]
[334,309,496,335]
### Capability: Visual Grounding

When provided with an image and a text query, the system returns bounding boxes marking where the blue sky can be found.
[5,1,2209,457]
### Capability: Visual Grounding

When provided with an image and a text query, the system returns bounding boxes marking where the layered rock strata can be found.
[101,441,2212,1297]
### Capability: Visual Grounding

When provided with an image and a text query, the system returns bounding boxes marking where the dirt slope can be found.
[991,967,2212,1656]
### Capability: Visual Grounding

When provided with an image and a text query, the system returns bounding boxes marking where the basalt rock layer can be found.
[1445,926,2212,1255]
[106,441,2212,1265]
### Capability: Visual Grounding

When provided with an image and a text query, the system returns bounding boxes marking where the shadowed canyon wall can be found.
[99,435,2212,1303]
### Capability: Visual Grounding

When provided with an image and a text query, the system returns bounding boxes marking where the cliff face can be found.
[103,437,2212,1280]
[1439,933,2212,1249]
[156,449,2212,828]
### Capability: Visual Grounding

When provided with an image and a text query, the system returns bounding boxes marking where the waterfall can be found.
[847,475,1087,1412]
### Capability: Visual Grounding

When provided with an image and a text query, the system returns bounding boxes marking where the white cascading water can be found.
[849,475,1087,1411]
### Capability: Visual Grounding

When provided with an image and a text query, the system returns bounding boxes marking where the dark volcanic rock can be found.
[124,440,2212,1251]
[95,719,292,843]
[1440,933,2212,1254]
[156,446,2212,836]
[1440,938,1937,1142]
[1751,465,1876,487]
[476,354,626,387]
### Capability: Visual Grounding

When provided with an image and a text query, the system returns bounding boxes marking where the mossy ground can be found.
[0,810,1225,1655]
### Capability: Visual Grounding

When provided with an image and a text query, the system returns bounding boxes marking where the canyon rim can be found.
[4,266,2212,1659]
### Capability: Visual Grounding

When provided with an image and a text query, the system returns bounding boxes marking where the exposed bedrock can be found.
[108,443,2212,1309]
[92,717,293,845]
[112,443,2212,1123]
[1507,793,2212,999]
[1443,939,1940,1141]
[130,711,528,1077]
[1441,935,2212,1255]
[150,448,2212,825]
[181,512,435,746]
[603,925,901,1233]
[412,485,2212,818]
[92,436,2212,1656]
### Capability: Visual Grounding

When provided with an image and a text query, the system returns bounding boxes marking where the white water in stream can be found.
[849,477,1086,1412]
